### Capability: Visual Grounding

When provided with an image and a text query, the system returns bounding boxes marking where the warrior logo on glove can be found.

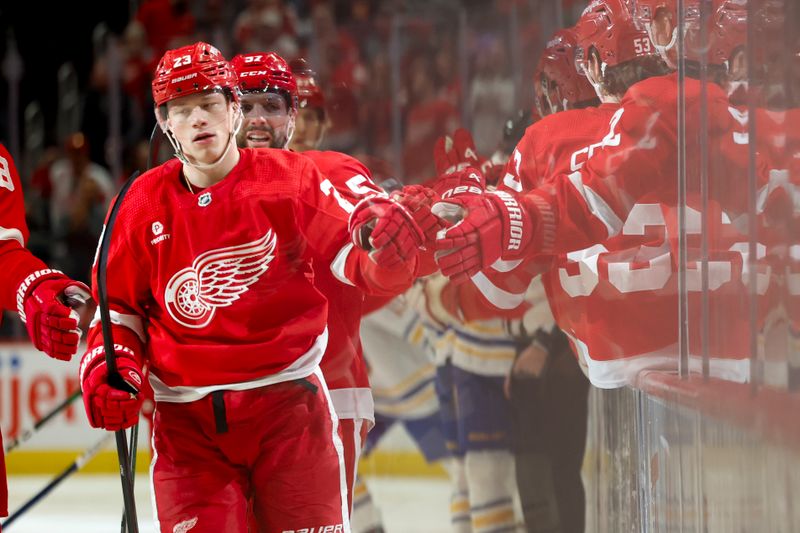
[433,190,535,283]
[164,231,277,328]
[493,190,526,251]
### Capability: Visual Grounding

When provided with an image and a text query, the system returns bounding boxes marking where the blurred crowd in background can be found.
[2,2,800,531]
[0,0,584,337]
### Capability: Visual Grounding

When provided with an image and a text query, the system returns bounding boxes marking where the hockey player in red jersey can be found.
[490,16,660,530]
[497,0,669,358]
[78,42,418,533]
[479,25,620,315]
[538,28,602,121]
[0,144,91,522]
[231,51,420,519]
[434,0,714,270]
[288,58,330,154]
[430,0,768,387]
[390,18,652,529]
[438,0,667,344]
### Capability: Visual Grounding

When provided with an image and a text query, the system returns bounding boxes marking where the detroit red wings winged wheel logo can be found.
[164,231,278,328]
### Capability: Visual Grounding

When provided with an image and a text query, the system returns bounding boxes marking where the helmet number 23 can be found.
[173,55,192,68]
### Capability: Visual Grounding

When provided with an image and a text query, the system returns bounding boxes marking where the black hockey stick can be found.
[120,422,139,533]
[97,169,142,533]
[1,433,114,529]
[146,121,163,170]
[119,122,163,533]
[4,389,82,453]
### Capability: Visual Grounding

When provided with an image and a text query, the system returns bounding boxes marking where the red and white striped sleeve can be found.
[0,143,56,314]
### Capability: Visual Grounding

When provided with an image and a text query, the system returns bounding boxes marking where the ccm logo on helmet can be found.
[240,71,269,77]
[171,73,198,84]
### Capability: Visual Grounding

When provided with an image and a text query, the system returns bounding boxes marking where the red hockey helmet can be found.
[539,29,597,109]
[699,0,748,67]
[755,0,784,36]
[289,58,326,115]
[755,0,787,73]
[686,0,747,65]
[635,0,701,64]
[151,42,238,108]
[574,0,658,69]
[635,0,678,29]
[532,58,549,117]
[635,0,704,32]
[231,52,298,111]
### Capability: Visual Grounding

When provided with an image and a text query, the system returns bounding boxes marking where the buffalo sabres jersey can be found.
[361,287,439,420]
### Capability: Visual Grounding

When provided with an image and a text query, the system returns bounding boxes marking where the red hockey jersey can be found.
[85,148,413,403]
[521,75,769,387]
[0,143,55,516]
[523,73,740,255]
[500,103,622,193]
[472,103,622,323]
[469,75,773,387]
[0,144,53,316]
[301,149,406,422]
[756,107,800,369]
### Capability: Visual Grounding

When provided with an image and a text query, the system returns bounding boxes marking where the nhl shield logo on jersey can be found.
[164,231,277,328]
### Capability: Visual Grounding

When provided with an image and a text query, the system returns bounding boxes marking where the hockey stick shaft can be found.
[97,170,141,533]
[4,389,82,453]
[121,123,160,533]
[146,122,162,170]
[121,423,140,533]
[1,433,114,529]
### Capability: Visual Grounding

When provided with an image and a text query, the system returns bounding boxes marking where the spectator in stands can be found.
[402,55,460,182]
[88,21,155,147]
[323,35,367,153]
[360,1,393,61]
[360,54,394,162]
[136,0,195,57]
[48,133,115,284]
[194,0,235,57]
[469,36,515,155]
[27,146,63,263]
[309,1,339,80]
[234,0,298,58]
[435,40,462,106]
[135,0,196,57]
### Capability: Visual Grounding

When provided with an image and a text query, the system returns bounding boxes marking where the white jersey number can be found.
[558,203,764,296]
[320,174,381,214]
[0,156,14,192]
[502,149,523,192]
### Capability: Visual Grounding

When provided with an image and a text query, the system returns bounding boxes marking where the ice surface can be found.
[6,474,451,532]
